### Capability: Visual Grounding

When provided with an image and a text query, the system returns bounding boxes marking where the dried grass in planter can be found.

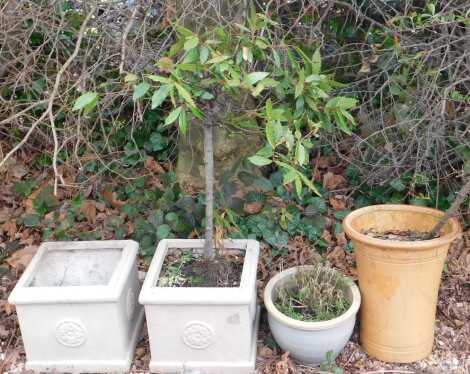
[274,265,351,322]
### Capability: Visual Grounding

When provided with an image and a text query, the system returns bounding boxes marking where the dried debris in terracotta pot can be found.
[157,249,243,287]
[362,229,440,241]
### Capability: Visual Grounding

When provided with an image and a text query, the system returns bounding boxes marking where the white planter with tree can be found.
[139,239,259,373]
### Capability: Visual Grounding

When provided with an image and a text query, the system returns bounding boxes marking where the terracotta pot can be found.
[343,205,461,363]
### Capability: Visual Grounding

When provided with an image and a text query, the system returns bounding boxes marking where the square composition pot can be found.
[139,239,260,374]
[8,240,144,373]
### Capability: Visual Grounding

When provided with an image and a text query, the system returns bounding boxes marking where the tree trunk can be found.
[203,121,215,258]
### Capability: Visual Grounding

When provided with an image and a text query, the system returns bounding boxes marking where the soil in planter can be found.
[158,249,243,287]
[362,229,440,241]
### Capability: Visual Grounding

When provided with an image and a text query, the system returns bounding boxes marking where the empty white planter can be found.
[264,266,361,365]
[139,239,260,374]
[8,240,144,373]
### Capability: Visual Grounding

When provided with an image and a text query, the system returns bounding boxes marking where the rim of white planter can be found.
[264,265,361,331]
[139,239,259,305]
[9,240,139,305]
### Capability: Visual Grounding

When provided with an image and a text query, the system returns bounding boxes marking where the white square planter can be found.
[8,240,144,373]
[139,239,260,374]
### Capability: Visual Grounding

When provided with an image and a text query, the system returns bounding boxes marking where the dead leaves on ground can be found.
[5,245,38,269]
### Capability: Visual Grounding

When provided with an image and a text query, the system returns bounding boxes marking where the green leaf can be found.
[207,54,230,64]
[266,121,276,148]
[326,96,357,110]
[133,82,150,101]
[245,72,269,86]
[266,99,273,119]
[256,145,273,158]
[164,106,182,127]
[147,75,170,84]
[283,169,297,184]
[176,26,194,37]
[390,178,406,192]
[311,48,322,74]
[12,180,37,198]
[305,74,321,83]
[340,109,356,126]
[295,69,305,98]
[183,36,199,51]
[298,172,320,196]
[334,112,352,135]
[248,155,272,166]
[22,214,41,227]
[295,143,307,166]
[295,176,302,197]
[200,47,210,64]
[178,110,188,135]
[124,73,138,83]
[151,85,172,109]
[156,224,171,239]
[73,92,98,111]
[175,83,196,108]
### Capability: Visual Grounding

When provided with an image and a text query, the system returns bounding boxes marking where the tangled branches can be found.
[0,0,469,200]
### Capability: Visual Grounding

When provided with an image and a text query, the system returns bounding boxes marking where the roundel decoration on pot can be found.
[182,321,215,350]
[55,319,87,347]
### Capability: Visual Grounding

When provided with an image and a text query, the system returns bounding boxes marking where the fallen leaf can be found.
[2,220,17,239]
[330,195,346,210]
[323,172,347,191]
[0,208,11,223]
[259,346,275,358]
[4,302,13,315]
[144,157,166,174]
[5,245,38,269]
[102,189,126,209]
[244,201,263,215]
[80,200,97,224]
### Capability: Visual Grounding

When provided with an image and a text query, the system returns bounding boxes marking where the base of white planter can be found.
[149,306,260,374]
[25,307,145,374]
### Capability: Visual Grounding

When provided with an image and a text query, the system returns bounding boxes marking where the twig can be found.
[429,174,470,238]
[119,3,140,75]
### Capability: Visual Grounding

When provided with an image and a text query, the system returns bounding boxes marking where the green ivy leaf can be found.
[151,84,172,109]
[22,214,41,227]
[12,180,37,198]
[157,224,171,239]
[133,82,150,101]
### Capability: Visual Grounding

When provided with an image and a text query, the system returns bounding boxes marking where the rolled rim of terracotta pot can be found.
[264,265,361,331]
[343,204,462,250]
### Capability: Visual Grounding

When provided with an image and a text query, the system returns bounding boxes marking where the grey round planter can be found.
[264,265,361,365]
